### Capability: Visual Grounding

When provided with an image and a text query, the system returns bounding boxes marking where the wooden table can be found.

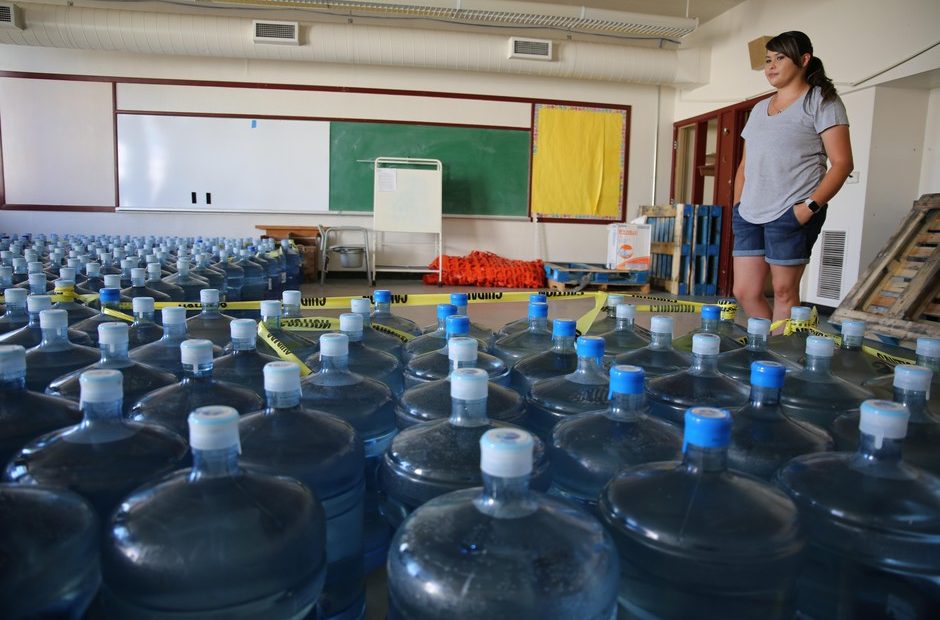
[255,225,321,240]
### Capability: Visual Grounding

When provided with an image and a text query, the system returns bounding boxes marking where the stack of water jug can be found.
[2,232,939,620]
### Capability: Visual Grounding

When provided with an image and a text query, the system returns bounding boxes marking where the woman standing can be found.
[732,31,853,324]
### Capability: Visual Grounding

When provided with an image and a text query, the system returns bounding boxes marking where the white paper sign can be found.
[377,169,398,192]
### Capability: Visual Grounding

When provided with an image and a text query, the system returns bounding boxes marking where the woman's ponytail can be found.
[805,56,837,102]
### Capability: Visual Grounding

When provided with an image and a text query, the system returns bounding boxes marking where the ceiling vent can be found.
[253,20,299,45]
[508,37,553,61]
[0,3,24,30]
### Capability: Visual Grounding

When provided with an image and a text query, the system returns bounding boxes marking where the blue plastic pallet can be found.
[545,263,650,287]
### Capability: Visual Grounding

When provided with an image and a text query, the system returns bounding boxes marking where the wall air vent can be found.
[816,230,847,301]
[0,3,25,30]
[508,37,553,61]
[252,20,299,45]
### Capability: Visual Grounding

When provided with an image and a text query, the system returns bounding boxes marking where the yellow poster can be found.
[531,105,627,221]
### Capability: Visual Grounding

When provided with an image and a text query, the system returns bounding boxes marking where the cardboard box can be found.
[606,224,651,271]
[749,36,774,70]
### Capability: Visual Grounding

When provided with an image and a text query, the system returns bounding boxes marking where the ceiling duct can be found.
[0,3,707,85]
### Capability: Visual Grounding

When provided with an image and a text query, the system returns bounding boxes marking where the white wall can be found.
[0,40,673,266]
[920,88,940,196]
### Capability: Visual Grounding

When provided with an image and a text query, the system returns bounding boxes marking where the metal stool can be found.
[318,225,372,285]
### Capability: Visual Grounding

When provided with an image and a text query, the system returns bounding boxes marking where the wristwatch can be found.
[806,200,826,214]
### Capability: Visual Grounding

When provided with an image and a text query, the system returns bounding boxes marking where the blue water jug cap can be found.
[683,407,732,450]
[610,365,644,395]
[552,319,576,337]
[99,288,120,302]
[701,305,720,319]
[576,336,604,358]
[437,303,457,319]
[445,314,470,336]
[750,361,786,388]
[373,289,391,303]
[529,294,547,304]
[450,293,468,307]
[528,302,548,319]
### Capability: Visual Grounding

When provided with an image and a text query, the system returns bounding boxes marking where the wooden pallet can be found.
[831,193,940,341]
[641,204,692,295]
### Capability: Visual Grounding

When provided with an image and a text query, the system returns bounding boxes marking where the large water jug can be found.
[0,484,100,620]
[83,262,107,292]
[493,293,547,340]
[396,337,526,429]
[0,287,28,334]
[370,289,422,336]
[717,317,800,382]
[509,318,577,395]
[550,365,681,511]
[280,239,302,288]
[127,296,162,349]
[827,319,894,383]
[766,305,814,363]
[129,306,221,379]
[447,292,494,343]
[145,261,185,301]
[70,288,130,346]
[6,369,187,519]
[600,408,806,618]
[779,335,873,429]
[235,249,268,302]
[596,302,649,358]
[161,258,209,302]
[350,297,404,361]
[51,279,97,325]
[833,365,940,476]
[672,304,744,353]
[0,344,81,465]
[524,336,609,442]
[404,316,507,387]
[120,267,171,303]
[491,301,552,367]
[306,312,404,396]
[0,294,91,348]
[865,337,940,406]
[213,318,279,398]
[300,332,396,573]
[130,339,263,437]
[98,406,328,619]
[728,361,833,480]
[46,322,177,412]
[185,288,235,348]
[23,309,100,392]
[381,368,550,530]
[646,333,749,425]
[191,253,226,294]
[404,303,457,360]
[613,315,691,378]
[239,362,365,620]
[259,299,319,359]
[213,249,244,301]
[387,428,620,620]
[776,400,940,618]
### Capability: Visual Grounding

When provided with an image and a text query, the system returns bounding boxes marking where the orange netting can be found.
[424,251,546,288]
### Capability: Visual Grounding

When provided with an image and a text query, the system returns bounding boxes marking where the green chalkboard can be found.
[329,122,530,216]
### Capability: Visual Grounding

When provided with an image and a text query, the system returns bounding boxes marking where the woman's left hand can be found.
[793,202,814,226]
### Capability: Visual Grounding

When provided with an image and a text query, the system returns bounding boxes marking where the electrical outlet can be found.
[845,170,860,184]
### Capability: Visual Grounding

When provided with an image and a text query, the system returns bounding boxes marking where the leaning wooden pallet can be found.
[831,193,940,342]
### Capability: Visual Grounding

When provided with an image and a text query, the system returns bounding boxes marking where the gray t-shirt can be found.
[740,86,849,224]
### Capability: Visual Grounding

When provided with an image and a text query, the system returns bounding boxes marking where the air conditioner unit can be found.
[252,20,299,46]
[508,37,553,61]
[0,3,25,30]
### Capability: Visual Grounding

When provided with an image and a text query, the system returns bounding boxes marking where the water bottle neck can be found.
[283,305,301,318]
[375,301,392,314]
[262,315,282,329]
[319,354,350,373]
[893,387,930,422]
[266,388,302,410]
[190,447,241,480]
[575,354,605,376]
[200,302,221,316]
[162,322,186,339]
[701,318,719,332]
[183,361,214,379]
[746,333,768,351]
[682,445,728,473]
[551,335,576,352]
[40,326,71,348]
[357,312,373,328]
[449,357,478,373]
[455,306,469,317]
[528,317,548,332]
[80,399,124,425]
[857,433,903,464]
[344,329,364,343]
[804,355,832,375]
[615,317,635,331]
[231,336,257,352]
[475,473,537,519]
[100,342,130,364]
[915,354,940,373]
[607,392,645,421]
[0,376,26,391]
[3,304,27,319]
[449,396,489,427]
[133,310,156,325]
[841,335,863,351]
[689,352,719,375]
[650,332,673,350]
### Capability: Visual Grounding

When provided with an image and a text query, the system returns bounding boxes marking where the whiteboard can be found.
[117,115,329,212]
[373,158,442,234]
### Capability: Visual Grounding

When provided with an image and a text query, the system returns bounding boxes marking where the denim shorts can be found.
[732,203,828,266]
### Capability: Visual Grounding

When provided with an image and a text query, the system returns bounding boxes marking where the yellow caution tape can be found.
[619,294,738,321]
[257,321,312,376]
[371,322,417,343]
[281,317,341,331]
[102,307,136,323]
[576,292,608,336]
